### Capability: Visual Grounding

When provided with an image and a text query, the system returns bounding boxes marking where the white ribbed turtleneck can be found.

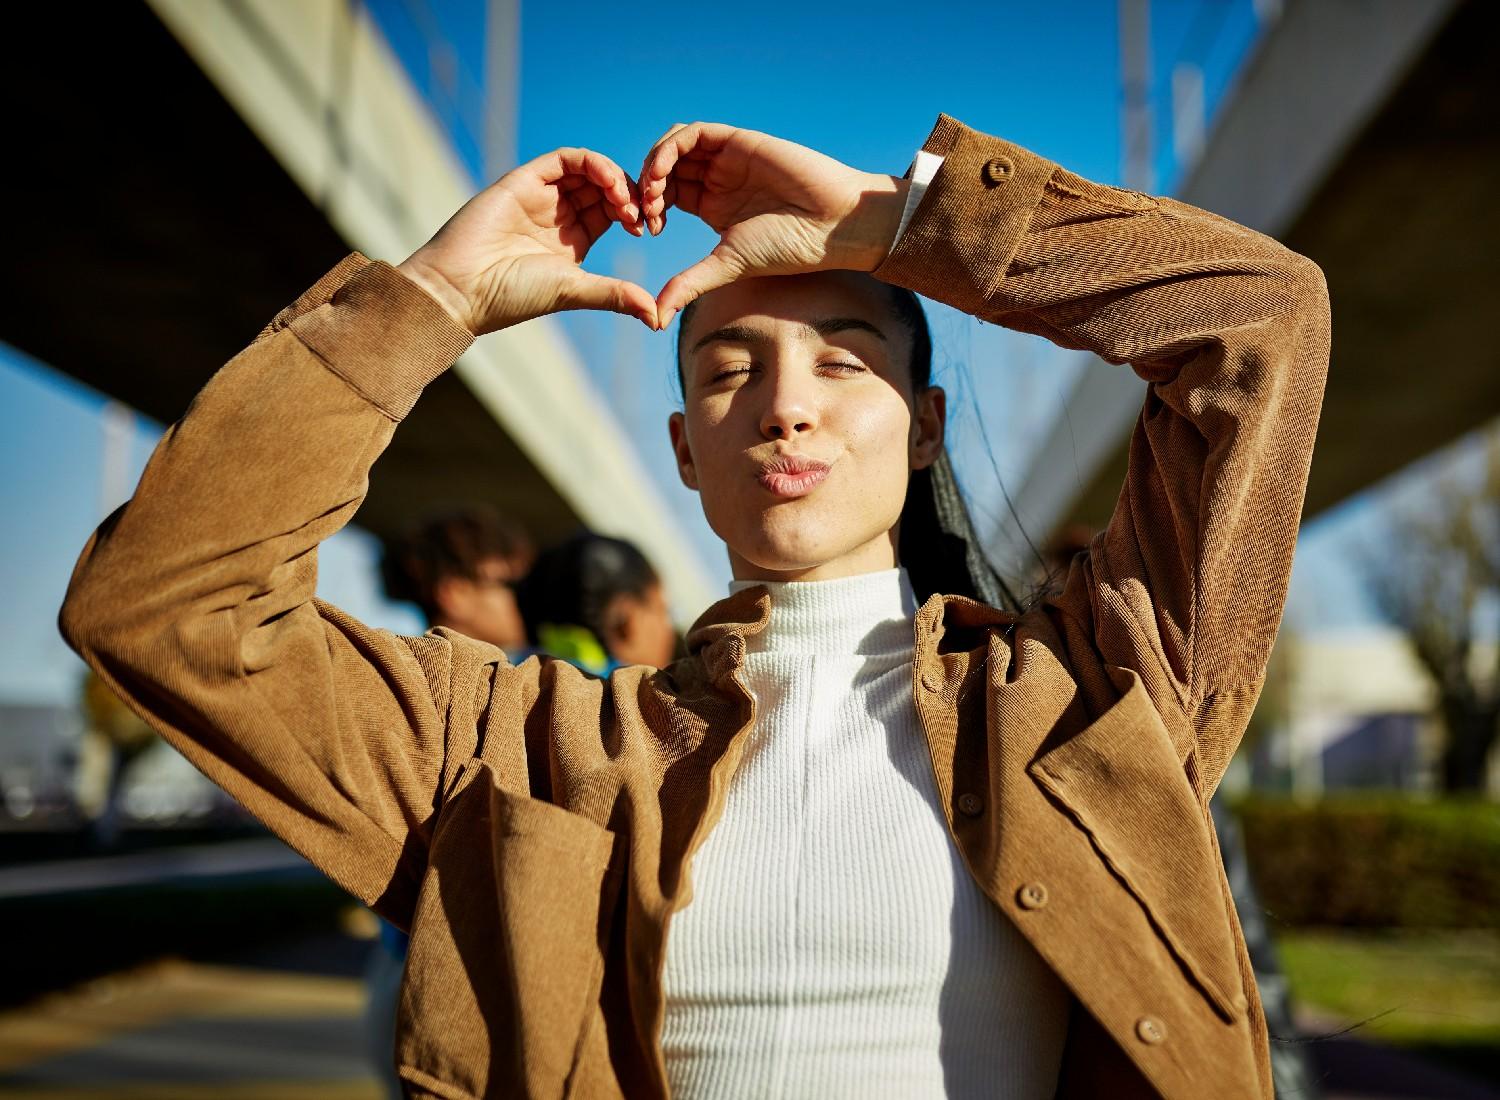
[660,568,1068,1099]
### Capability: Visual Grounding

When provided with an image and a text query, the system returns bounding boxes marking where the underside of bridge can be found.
[1,3,581,546]
[1061,0,1499,531]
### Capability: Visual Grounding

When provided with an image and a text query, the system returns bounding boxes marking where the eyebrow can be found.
[690,317,889,355]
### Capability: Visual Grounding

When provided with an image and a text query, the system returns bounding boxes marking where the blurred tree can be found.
[1358,432,1500,792]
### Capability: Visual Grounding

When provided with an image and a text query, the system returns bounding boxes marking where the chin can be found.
[703,485,897,577]
[726,515,877,577]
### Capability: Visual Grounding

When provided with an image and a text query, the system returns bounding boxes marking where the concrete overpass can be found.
[993,0,1498,558]
[0,1,719,616]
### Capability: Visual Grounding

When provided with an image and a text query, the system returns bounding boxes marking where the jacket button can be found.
[982,156,1014,185]
[1135,1016,1167,1045]
[1016,882,1048,910]
[956,792,985,817]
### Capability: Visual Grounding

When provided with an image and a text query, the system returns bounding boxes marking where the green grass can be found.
[1279,929,1500,1082]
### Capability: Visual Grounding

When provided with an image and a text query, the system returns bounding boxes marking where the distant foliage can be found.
[1357,432,1500,791]
[1237,797,1500,929]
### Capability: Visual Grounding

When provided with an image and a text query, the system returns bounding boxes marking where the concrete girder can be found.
[999,0,1495,551]
[0,1,719,619]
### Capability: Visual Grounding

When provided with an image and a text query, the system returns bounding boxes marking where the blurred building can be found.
[1244,631,1438,795]
[0,704,84,827]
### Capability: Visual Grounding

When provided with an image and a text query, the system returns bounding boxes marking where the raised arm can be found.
[59,149,653,926]
[883,117,1329,793]
[642,116,1330,792]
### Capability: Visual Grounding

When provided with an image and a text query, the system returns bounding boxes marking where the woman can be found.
[513,533,677,675]
[60,115,1329,1099]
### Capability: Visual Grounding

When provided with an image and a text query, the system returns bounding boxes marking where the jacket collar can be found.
[687,583,1015,676]
[684,585,771,687]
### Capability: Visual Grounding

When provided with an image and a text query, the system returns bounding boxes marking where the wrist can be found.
[839,174,909,273]
[396,254,477,336]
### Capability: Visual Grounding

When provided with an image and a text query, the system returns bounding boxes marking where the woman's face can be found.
[670,272,945,583]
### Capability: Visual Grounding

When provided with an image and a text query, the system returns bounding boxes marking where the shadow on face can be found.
[667,272,946,584]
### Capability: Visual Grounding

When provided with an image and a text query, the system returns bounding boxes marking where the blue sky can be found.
[0,0,1397,707]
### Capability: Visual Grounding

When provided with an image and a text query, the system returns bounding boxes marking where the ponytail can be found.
[899,450,1020,610]
[884,288,1020,610]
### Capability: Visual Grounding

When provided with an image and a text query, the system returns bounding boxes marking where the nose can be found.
[759,369,818,441]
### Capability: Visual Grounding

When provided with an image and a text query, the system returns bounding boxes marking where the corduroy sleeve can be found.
[876,115,1330,792]
[59,255,485,927]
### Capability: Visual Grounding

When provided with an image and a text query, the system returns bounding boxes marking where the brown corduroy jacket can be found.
[60,115,1329,1099]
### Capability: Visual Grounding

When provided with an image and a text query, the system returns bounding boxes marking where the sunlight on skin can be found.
[670,272,945,584]
[397,123,939,588]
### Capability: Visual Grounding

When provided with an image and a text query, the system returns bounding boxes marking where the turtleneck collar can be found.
[728,568,918,658]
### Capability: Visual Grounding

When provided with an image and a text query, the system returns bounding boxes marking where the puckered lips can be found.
[755,452,832,499]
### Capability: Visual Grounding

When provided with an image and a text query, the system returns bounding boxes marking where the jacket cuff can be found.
[874,114,1057,317]
[254,253,374,341]
[285,257,475,421]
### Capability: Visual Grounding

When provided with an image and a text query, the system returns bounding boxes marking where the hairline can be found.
[689,316,890,357]
[676,284,930,394]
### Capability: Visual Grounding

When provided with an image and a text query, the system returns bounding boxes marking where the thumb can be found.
[656,245,744,328]
[556,270,658,329]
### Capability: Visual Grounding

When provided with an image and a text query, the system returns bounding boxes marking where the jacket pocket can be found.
[396,760,620,1099]
[1028,666,1247,1022]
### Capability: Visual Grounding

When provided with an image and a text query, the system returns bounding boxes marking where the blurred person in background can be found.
[363,506,534,1097]
[513,532,677,675]
[60,112,1328,1098]
[379,507,534,652]
[76,670,158,848]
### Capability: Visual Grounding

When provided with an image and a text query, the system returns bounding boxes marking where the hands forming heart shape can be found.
[398,122,908,337]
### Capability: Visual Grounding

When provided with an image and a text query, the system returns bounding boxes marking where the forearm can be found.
[875,114,1328,363]
[876,116,1330,786]
[62,256,471,656]
[58,257,477,914]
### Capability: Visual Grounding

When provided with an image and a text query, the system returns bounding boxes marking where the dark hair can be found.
[675,284,1018,610]
[513,533,660,651]
[380,507,533,621]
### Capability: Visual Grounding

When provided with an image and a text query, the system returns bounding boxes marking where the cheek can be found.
[681,403,746,539]
[840,396,916,491]
[684,402,739,484]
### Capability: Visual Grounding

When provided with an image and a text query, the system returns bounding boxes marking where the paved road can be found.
[0,838,310,900]
[0,895,1492,1099]
[1307,1036,1499,1100]
[0,955,381,1099]
[5,963,1494,1099]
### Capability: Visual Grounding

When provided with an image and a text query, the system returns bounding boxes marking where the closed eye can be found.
[818,361,868,376]
[710,365,756,384]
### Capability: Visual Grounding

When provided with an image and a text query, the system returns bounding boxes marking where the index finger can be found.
[536,147,643,231]
[638,122,736,234]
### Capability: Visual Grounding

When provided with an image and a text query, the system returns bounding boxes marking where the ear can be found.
[910,385,946,470]
[668,411,700,491]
